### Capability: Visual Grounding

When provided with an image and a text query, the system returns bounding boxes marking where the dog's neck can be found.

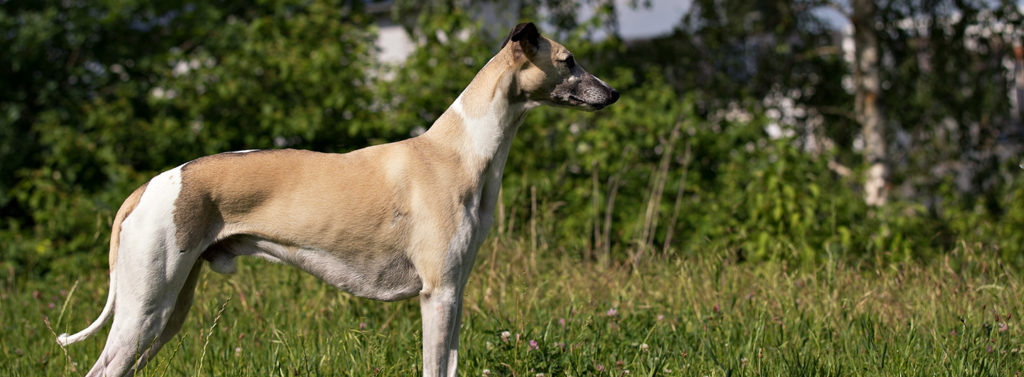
[422,50,534,177]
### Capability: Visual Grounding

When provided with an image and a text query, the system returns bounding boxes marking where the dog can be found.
[57,22,618,377]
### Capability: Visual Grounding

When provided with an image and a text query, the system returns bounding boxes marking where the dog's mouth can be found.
[566,92,618,111]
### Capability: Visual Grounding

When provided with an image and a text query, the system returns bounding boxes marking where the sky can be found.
[616,0,691,39]
[614,0,851,39]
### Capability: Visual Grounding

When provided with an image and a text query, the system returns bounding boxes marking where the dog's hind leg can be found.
[128,261,204,373]
[83,251,200,377]
[154,262,203,350]
[83,217,204,377]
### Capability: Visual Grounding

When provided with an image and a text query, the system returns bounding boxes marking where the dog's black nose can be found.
[608,88,620,104]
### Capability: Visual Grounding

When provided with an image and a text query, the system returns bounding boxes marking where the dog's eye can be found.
[563,56,575,69]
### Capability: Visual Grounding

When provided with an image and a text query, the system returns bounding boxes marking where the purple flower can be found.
[606,308,618,317]
[529,339,539,350]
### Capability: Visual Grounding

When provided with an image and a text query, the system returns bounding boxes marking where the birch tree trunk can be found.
[852,0,888,206]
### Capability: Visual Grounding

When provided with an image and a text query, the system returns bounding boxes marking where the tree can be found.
[852,0,889,206]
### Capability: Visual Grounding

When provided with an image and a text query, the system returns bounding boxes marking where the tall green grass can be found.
[2,239,1022,376]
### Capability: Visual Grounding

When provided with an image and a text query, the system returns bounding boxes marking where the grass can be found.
[2,239,1023,376]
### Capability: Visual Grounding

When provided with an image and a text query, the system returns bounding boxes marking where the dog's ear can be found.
[500,22,540,60]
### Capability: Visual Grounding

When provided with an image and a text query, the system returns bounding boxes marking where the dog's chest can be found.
[443,165,503,270]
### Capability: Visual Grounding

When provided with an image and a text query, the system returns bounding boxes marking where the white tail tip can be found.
[56,333,71,346]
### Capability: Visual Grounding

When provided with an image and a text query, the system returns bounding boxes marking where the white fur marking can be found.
[452,92,519,158]
[115,165,191,313]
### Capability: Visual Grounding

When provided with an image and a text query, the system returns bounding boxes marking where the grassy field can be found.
[2,239,1022,376]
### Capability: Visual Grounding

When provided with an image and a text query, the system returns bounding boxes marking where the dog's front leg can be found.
[420,285,464,377]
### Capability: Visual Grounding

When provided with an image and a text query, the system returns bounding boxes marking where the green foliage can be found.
[877,0,1023,203]
[378,5,495,139]
[1,0,382,277]
[3,0,1024,280]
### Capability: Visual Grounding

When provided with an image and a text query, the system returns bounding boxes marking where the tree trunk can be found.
[852,0,888,206]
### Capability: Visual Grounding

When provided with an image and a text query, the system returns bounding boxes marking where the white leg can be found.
[420,287,463,377]
[85,242,201,376]
[446,288,464,377]
[137,262,203,369]
[85,287,178,377]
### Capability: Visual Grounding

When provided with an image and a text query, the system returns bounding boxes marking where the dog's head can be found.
[500,22,619,111]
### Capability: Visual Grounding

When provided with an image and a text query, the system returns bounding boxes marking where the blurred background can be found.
[3,0,1024,278]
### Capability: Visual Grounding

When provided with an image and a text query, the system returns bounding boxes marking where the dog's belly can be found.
[205,235,422,301]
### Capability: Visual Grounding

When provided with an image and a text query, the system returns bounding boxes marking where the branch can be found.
[828,160,853,177]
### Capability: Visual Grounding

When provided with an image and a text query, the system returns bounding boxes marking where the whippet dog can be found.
[57,22,618,377]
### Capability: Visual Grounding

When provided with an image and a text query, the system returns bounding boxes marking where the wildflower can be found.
[640,343,649,351]
[483,369,491,376]
[234,347,242,357]
[558,318,566,327]
[501,331,511,342]
[529,339,539,350]
[536,373,545,377]
[596,364,605,372]
[359,322,367,329]
[606,308,618,317]
[656,314,665,321]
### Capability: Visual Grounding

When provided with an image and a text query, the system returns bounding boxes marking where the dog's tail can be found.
[57,270,116,346]
[57,183,147,347]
